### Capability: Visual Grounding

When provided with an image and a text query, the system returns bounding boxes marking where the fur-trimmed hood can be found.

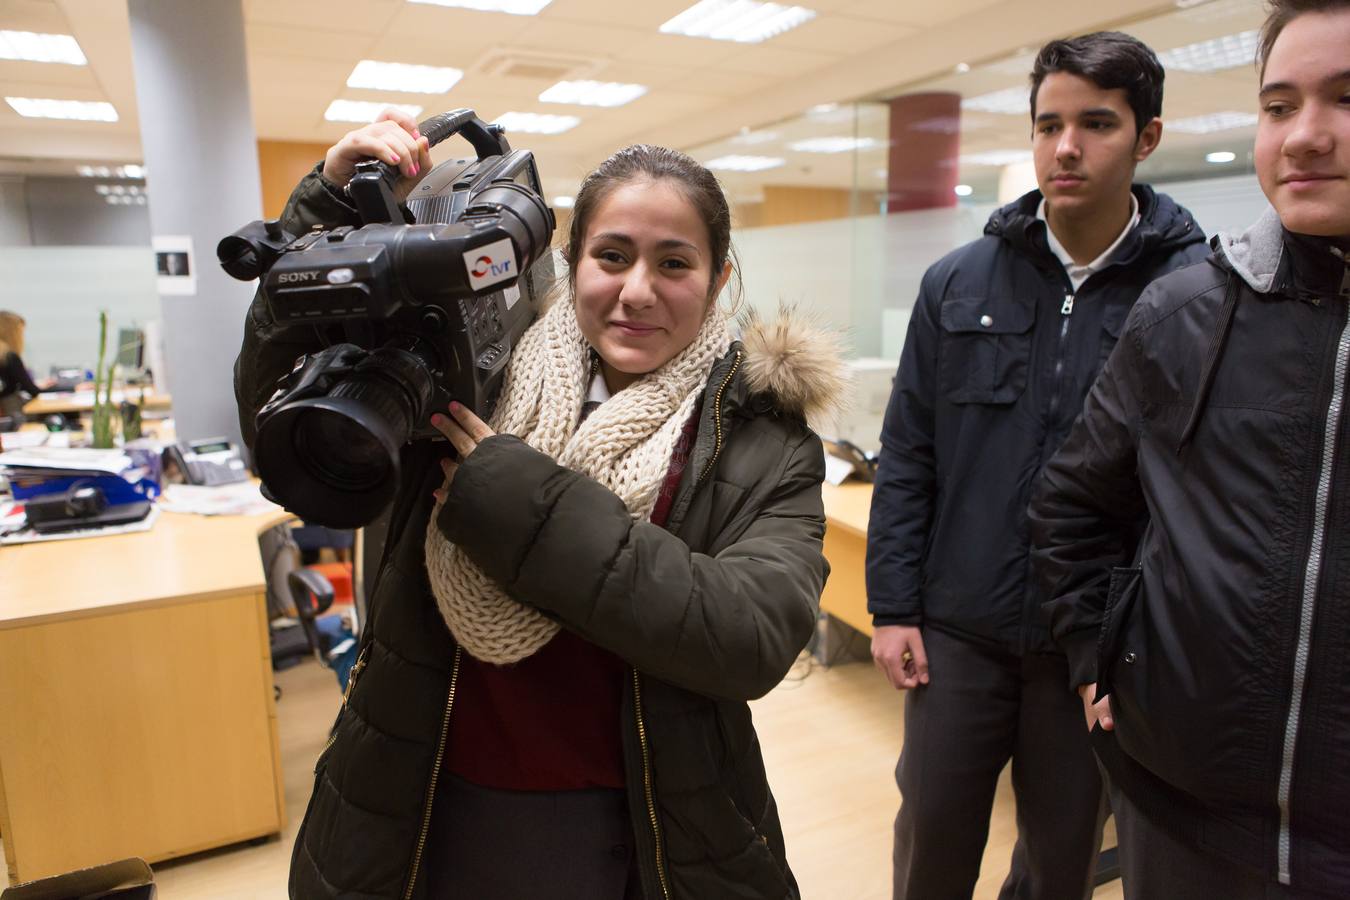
[732,305,849,430]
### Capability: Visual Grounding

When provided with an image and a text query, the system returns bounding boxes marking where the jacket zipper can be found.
[342,645,370,706]
[1045,291,1075,425]
[316,645,371,764]
[403,645,463,900]
[1277,297,1350,884]
[698,350,743,485]
[633,668,673,900]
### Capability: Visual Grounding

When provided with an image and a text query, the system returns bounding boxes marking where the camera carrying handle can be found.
[419,109,511,159]
[349,109,510,226]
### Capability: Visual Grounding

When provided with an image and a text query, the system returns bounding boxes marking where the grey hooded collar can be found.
[1214,206,1285,295]
[1216,206,1349,301]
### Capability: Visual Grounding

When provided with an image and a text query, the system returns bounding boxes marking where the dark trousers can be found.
[893,627,1106,900]
[1111,783,1323,900]
[425,774,643,899]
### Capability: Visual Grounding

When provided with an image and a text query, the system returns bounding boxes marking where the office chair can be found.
[259,523,353,685]
[287,568,358,689]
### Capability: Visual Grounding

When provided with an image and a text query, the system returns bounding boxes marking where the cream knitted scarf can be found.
[425,296,731,664]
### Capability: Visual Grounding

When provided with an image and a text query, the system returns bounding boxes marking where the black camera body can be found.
[218,110,555,528]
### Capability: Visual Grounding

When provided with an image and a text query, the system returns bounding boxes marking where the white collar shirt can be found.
[1037,193,1141,293]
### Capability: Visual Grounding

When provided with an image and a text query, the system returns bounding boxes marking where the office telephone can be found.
[162,437,248,487]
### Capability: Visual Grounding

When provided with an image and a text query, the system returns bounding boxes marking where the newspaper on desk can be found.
[158,481,280,517]
[0,446,136,474]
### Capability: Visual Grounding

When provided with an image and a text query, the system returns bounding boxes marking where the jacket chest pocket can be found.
[1096,304,1128,375]
[939,297,1036,404]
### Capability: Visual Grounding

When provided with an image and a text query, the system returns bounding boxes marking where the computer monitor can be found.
[116,327,144,370]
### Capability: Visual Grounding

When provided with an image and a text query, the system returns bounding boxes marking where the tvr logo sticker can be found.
[464,238,518,291]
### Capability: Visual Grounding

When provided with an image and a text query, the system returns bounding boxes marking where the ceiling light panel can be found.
[347,60,463,94]
[79,164,145,178]
[1167,111,1258,134]
[660,0,817,44]
[0,31,86,65]
[959,149,1033,167]
[705,155,785,171]
[407,0,553,13]
[324,100,424,123]
[731,130,779,145]
[1157,30,1258,73]
[492,111,580,134]
[960,87,1030,116]
[5,98,117,121]
[539,80,647,108]
[788,137,879,154]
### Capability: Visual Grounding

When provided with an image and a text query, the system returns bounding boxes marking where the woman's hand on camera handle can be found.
[431,401,496,503]
[322,107,432,203]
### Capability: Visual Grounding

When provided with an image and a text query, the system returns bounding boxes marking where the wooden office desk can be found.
[0,502,289,884]
[22,389,172,418]
[820,481,873,637]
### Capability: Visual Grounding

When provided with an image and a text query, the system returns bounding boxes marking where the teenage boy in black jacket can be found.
[866,32,1208,899]
[1031,2,1350,898]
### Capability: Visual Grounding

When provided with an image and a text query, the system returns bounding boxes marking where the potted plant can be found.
[90,310,118,448]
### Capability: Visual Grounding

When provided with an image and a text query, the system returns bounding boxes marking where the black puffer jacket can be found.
[866,185,1207,653]
[235,169,844,900]
[1031,208,1350,896]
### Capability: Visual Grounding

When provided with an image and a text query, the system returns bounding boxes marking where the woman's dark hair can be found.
[1030,31,1165,136]
[564,144,738,301]
[1259,0,1350,78]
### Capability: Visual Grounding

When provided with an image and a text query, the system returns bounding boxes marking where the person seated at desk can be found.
[0,311,51,427]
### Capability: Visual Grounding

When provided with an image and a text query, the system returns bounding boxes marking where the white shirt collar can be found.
[1037,193,1141,291]
[586,366,611,405]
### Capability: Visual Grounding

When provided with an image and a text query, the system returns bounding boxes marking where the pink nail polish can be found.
[450,401,462,413]
[391,153,400,163]
[411,164,419,176]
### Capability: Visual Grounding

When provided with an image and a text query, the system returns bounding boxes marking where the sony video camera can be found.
[218,109,555,528]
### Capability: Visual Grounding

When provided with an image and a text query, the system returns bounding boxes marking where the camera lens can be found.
[253,345,437,528]
[291,408,392,493]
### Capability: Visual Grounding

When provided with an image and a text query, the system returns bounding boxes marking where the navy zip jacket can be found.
[865,184,1207,654]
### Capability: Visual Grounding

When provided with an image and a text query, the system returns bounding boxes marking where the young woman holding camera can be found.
[236,109,844,900]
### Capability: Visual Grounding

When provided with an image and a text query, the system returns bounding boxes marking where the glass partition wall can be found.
[675,0,1267,447]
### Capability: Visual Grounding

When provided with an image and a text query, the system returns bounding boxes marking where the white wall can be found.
[0,246,160,380]
[0,176,32,246]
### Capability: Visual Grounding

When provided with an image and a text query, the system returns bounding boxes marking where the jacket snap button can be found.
[980,315,993,328]
[1124,651,1137,664]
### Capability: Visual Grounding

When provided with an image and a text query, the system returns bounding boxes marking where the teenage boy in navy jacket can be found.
[867,32,1207,899]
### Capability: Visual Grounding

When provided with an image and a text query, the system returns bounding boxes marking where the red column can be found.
[886,92,961,213]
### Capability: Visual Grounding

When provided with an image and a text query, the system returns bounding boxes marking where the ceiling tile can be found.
[586,60,691,91]
[246,24,379,63]
[539,0,689,29]
[767,14,914,54]
[512,16,650,53]
[243,0,402,30]
[838,0,1004,27]
[663,66,779,98]
[381,2,538,45]
[612,33,737,68]
[0,59,100,89]
[716,44,840,77]
[0,0,71,33]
